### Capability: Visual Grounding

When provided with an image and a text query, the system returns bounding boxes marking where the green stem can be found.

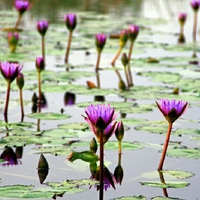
[127,41,134,86]
[96,52,101,88]
[99,131,104,200]
[19,88,24,120]
[42,36,46,66]
[4,82,11,118]
[157,123,173,171]
[118,140,122,155]
[65,30,73,64]
[123,66,130,88]
[111,46,122,66]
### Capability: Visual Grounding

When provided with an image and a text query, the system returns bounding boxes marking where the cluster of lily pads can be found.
[0,0,200,199]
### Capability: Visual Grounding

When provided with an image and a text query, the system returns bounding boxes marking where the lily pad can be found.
[140,181,189,188]
[114,196,147,200]
[26,112,70,120]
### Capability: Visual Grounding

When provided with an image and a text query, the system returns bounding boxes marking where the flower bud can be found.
[114,164,124,185]
[95,34,106,53]
[37,20,49,36]
[7,32,19,52]
[115,121,124,141]
[178,12,187,26]
[190,0,200,12]
[64,13,77,31]
[128,25,139,42]
[118,79,126,91]
[119,29,128,48]
[16,72,24,89]
[35,57,44,73]
[121,52,129,67]
[90,137,98,154]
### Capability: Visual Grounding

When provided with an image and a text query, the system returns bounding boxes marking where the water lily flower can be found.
[14,0,31,16]
[84,104,118,143]
[190,0,200,12]
[7,32,19,53]
[35,57,45,73]
[156,99,188,170]
[0,62,22,84]
[37,20,49,37]
[119,29,129,48]
[95,34,106,53]
[156,99,188,124]
[178,12,187,26]
[128,25,139,42]
[64,13,77,31]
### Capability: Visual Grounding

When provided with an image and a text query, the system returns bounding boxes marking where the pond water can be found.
[0,0,200,199]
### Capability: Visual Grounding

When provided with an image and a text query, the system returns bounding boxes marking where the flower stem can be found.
[42,36,46,66]
[118,140,122,155]
[111,46,122,66]
[65,30,73,64]
[99,131,104,200]
[4,82,11,118]
[127,41,134,86]
[157,123,173,171]
[15,14,22,28]
[19,88,24,120]
[193,11,198,43]
[95,51,101,88]
[158,171,168,197]
[123,66,130,87]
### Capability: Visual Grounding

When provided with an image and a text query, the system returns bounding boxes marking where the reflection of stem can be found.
[96,71,101,89]
[123,66,130,87]
[65,30,73,64]
[19,89,24,120]
[158,171,169,197]
[37,119,41,132]
[99,131,104,200]
[15,14,22,28]
[4,82,11,117]
[42,36,45,66]
[158,123,173,171]
[118,151,122,165]
[127,41,134,86]
[38,72,42,113]
[111,46,122,66]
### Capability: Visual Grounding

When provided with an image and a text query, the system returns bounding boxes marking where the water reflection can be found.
[64,92,76,106]
[0,146,23,166]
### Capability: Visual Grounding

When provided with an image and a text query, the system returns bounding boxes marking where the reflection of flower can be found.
[83,104,118,143]
[156,99,188,123]
[14,0,31,16]
[0,62,22,84]
[90,165,116,191]
[37,21,49,36]
[0,146,18,166]
[7,32,19,52]
[64,92,76,106]
[64,13,77,31]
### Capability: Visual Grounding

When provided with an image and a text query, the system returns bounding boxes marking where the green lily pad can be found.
[140,181,189,188]
[152,197,183,200]
[105,141,144,150]
[26,112,70,120]
[114,196,147,200]
[58,122,89,131]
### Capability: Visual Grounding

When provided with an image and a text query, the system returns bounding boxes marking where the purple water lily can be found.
[156,99,188,123]
[35,57,45,73]
[0,62,22,84]
[64,13,77,31]
[178,12,187,25]
[84,104,118,143]
[190,0,200,11]
[7,32,19,52]
[37,20,49,36]
[95,34,106,53]
[14,0,31,15]
[128,25,139,42]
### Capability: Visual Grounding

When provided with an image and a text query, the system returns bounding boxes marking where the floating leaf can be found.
[140,181,189,188]
[26,112,70,120]
[114,195,147,200]
[104,141,144,150]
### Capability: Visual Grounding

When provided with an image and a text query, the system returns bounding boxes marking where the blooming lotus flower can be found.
[95,34,106,53]
[14,0,31,16]
[35,57,45,73]
[178,12,187,26]
[156,99,188,124]
[37,21,49,36]
[7,32,19,52]
[128,25,139,42]
[0,62,22,84]
[119,29,129,48]
[190,0,200,11]
[84,104,118,143]
[64,13,77,31]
